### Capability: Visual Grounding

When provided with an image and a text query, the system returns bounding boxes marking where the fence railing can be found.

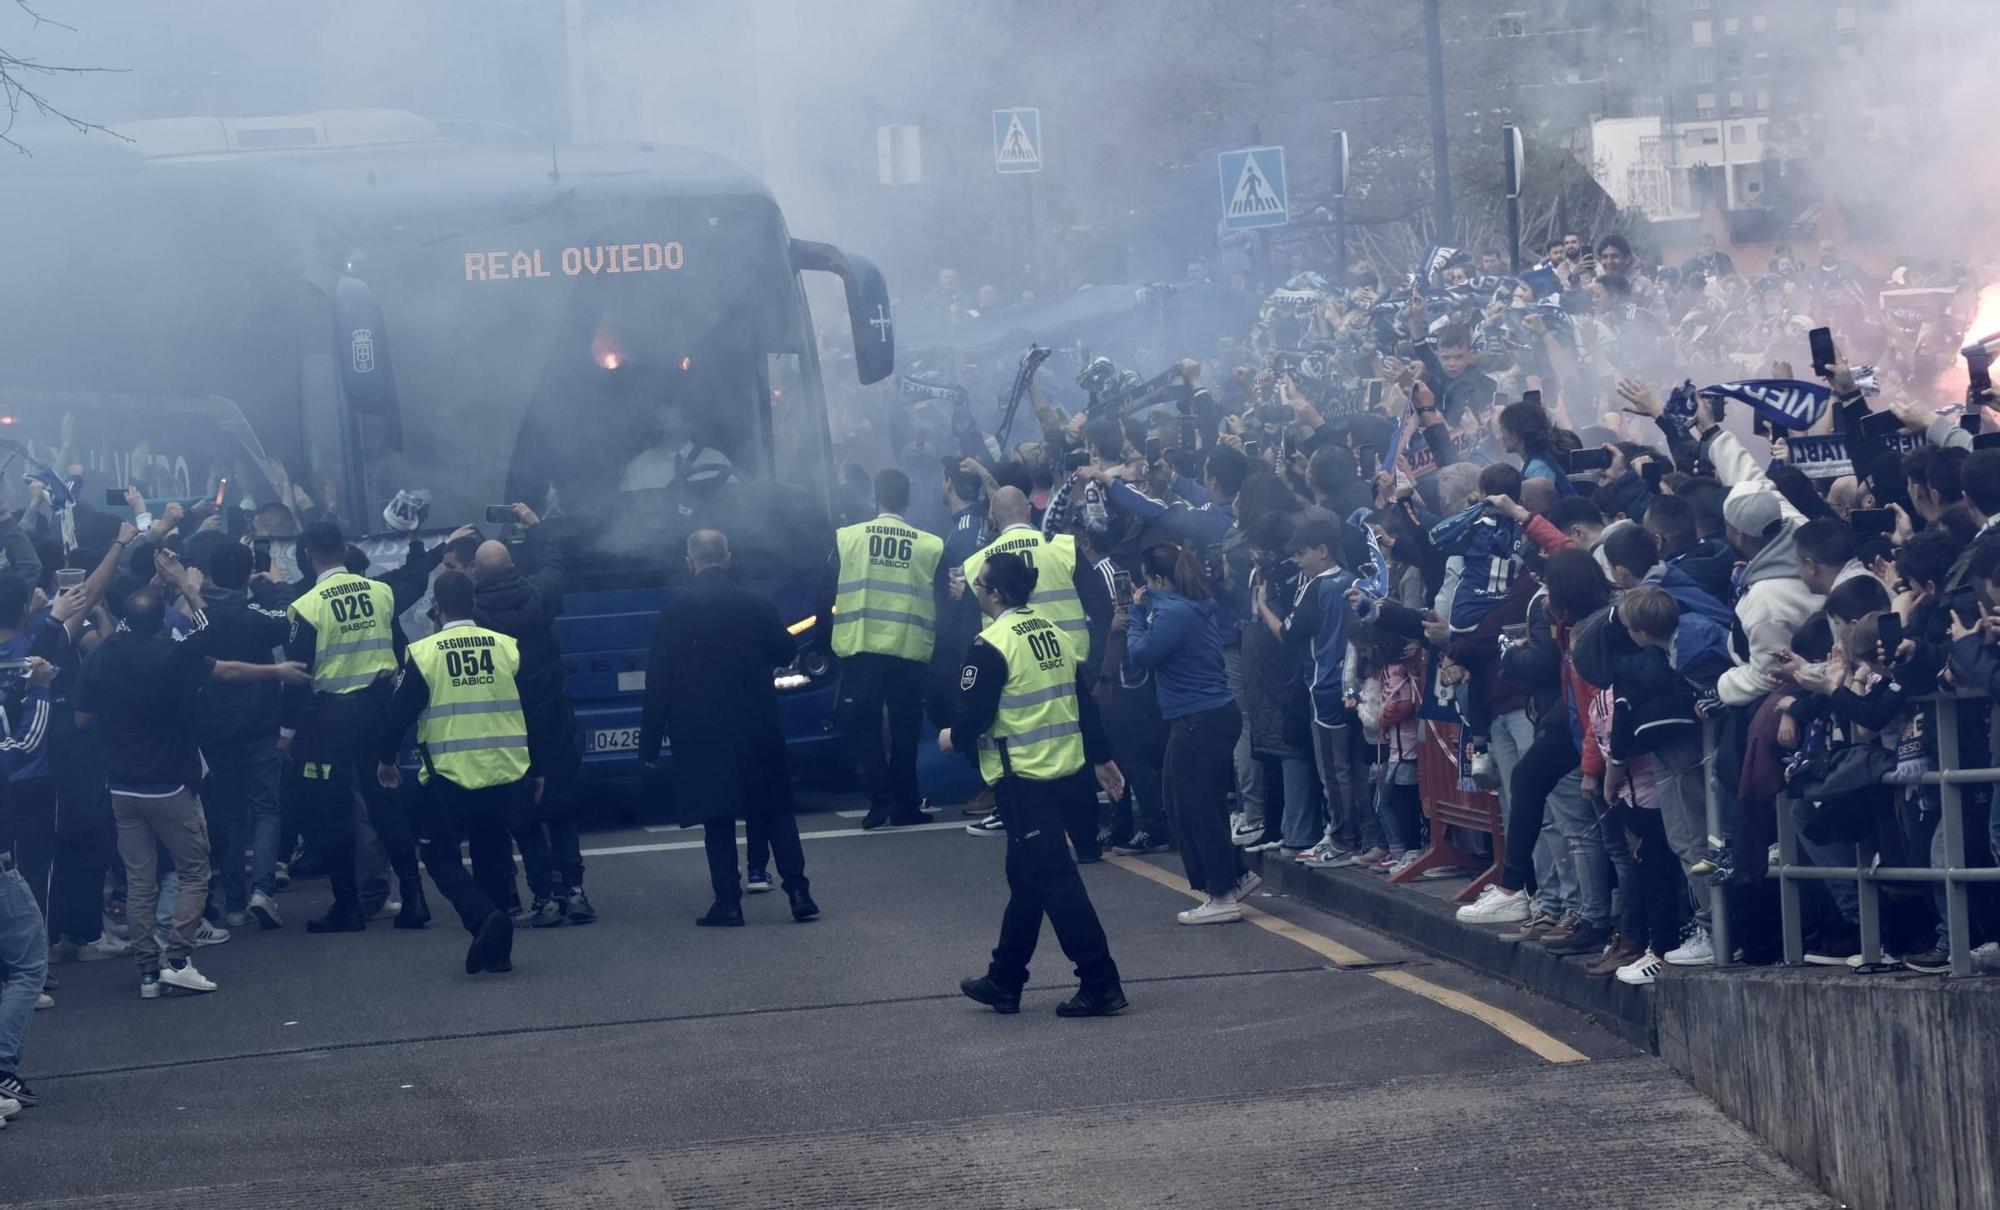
[1742,695,1996,978]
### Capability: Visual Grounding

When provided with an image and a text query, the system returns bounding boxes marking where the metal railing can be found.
[1746,696,1998,978]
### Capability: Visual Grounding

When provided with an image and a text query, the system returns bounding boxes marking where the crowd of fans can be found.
[6,225,2000,1131]
[866,231,2000,980]
[0,491,589,1128]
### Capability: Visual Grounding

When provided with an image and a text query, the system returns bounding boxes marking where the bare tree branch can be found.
[0,0,127,154]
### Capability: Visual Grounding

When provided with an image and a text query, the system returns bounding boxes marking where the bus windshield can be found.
[342,192,832,583]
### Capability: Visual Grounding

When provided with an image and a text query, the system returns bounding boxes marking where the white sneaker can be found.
[965,814,1005,837]
[249,891,283,930]
[192,920,231,947]
[0,1095,19,1120]
[77,933,133,961]
[1664,925,1715,966]
[1226,869,1262,903]
[1387,851,1422,877]
[1294,840,1331,864]
[1454,884,1530,924]
[1230,823,1263,848]
[1974,941,2000,971]
[1615,949,1665,985]
[1245,839,1283,853]
[159,961,218,994]
[1301,844,1353,869]
[1177,897,1245,925]
[34,993,52,1011]
[1467,748,1501,789]
[140,972,161,1000]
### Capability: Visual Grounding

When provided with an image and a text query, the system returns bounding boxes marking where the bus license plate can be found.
[590,727,643,754]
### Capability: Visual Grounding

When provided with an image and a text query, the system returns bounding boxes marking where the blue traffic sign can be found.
[1218,145,1288,230]
[993,108,1042,174]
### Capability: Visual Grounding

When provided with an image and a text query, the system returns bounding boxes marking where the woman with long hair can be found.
[1117,543,1253,924]
[1498,400,1574,488]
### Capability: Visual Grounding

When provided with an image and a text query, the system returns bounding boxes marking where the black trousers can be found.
[48,710,112,943]
[296,684,419,914]
[702,811,807,906]
[841,652,926,816]
[415,778,522,934]
[1059,770,1102,861]
[987,774,1120,994]
[1104,679,1168,842]
[521,764,586,892]
[9,778,55,919]
[1163,704,1243,898]
[1618,804,1687,955]
[1499,723,1581,894]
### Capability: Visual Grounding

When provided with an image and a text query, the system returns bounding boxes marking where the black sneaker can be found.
[1111,832,1169,856]
[959,976,1021,1014]
[0,1073,36,1107]
[861,806,892,830]
[1055,985,1128,1018]
[563,889,598,925]
[1901,947,1952,974]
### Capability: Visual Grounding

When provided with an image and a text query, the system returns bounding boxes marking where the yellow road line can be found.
[1105,855,1589,1065]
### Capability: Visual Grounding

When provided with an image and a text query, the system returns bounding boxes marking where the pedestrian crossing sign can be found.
[993,108,1042,174]
[1218,145,1288,231]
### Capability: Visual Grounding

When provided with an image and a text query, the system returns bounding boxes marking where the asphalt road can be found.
[6,795,1829,1208]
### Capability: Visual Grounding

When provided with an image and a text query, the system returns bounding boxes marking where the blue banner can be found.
[1700,378,1832,431]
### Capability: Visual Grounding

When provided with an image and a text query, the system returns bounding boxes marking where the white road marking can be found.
[589,820,964,857]
[646,807,877,832]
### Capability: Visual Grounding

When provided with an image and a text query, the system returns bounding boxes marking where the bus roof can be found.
[9,108,776,214]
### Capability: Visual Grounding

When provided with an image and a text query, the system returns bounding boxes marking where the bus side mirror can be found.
[792,239,894,385]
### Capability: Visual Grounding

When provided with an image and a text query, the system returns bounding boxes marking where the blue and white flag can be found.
[1700,378,1832,431]
[1416,245,1462,293]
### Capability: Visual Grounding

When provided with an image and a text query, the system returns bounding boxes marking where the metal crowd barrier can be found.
[1764,696,1998,978]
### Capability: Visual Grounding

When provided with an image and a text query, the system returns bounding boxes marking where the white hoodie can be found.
[1706,427,1825,706]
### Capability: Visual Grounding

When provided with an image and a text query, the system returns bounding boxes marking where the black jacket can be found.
[1669,536,1737,607]
[193,586,290,745]
[472,528,577,776]
[638,567,796,826]
[1569,604,1697,760]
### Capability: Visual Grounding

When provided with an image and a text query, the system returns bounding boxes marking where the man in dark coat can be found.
[636,529,818,927]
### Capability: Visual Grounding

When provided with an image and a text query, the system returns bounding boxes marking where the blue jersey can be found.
[1285,568,1357,726]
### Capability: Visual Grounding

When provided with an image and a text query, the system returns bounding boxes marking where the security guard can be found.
[956,486,1090,666]
[833,469,944,829]
[280,521,428,933]
[942,552,1128,1018]
[376,570,526,975]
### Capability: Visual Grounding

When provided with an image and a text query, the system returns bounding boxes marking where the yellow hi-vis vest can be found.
[975,605,1086,784]
[960,528,1089,665]
[289,571,398,695]
[407,624,530,790]
[832,515,943,662]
